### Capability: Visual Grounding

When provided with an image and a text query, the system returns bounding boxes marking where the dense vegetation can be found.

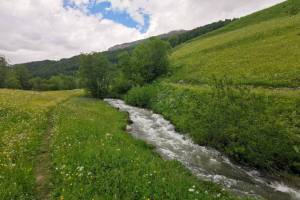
[80,37,171,98]
[125,82,300,174]
[166,19,233,47]
[0,58,79,91]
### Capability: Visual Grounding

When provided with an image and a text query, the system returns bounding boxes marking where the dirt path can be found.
[34,111,55,200]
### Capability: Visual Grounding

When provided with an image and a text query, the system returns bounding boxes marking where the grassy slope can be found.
[125,1,300,174]
[49,97,242,200]
[168,0,300,87]
[0,89,79,199]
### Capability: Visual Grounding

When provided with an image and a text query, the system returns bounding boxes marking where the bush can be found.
[124,85,158,108]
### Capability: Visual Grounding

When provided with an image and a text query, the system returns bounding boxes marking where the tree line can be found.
[80,37,171,98]
[0,57,78,91]
[1,18,232,94]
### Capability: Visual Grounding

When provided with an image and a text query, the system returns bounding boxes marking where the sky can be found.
[0,0,285,64]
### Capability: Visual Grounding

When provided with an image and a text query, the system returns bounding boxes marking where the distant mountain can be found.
[108,30,186,51]
[15,20,232,79]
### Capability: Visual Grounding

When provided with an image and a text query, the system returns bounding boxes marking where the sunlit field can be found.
[0,89,80,199]
[49,97,241,200]
[169,4,300,87]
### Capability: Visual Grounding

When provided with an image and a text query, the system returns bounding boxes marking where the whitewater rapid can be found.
[105,99,300,200]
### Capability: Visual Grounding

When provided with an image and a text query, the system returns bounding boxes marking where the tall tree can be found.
[4,71,21,89]
[80,53,112,98]
[121,37,171,86]
[15,65,32,89]
[0,56,9,88]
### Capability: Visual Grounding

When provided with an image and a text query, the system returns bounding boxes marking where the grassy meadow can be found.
[0,89,80,199]
[168,1,300,87]
[0,90,245,200]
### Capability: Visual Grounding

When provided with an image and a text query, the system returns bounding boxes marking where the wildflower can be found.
[188,188,195,192]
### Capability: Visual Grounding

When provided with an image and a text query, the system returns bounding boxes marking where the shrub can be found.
[124,85,158,108]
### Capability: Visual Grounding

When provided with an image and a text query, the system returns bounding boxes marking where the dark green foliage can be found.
[14,65,32,89]
[132,38,170,83]
[28,77,48,90]
[28,75,78,91]
[0,67,8,88]
[0,56,79,91]
[287,0,300,15]
[124,82,300,174]
[4,71,21,89]
[0,57,8,88]
[166,20,233,47]
[80,53,113,98]
[108,38,171,97]
[118,38,170,88]
[17,57,80,79]
[110,73,132,98]
[218,0,300,34]
[124,86,158,108]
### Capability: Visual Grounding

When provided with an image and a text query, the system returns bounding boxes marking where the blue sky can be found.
[63,0,150,33]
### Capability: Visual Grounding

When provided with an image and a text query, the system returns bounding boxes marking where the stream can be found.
[105,99,300,200]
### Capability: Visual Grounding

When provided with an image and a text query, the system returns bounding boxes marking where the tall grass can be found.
[125,82,300,174]
[0,89,79,199]
[169,11,300,88]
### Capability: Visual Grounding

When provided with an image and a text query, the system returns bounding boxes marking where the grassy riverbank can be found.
[0,89,246,199]
[49,97,241,200]
[125,83,300,173]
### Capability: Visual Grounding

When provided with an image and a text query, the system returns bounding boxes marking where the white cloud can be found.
[0,0,285,64]
[102,0,285,35]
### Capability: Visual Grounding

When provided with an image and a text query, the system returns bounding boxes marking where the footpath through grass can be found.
[49,97,242,200]
[0,89,80,199]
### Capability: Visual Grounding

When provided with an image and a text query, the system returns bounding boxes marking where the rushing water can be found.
[105,99,300,200]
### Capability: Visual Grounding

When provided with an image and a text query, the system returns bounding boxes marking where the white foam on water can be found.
[105,99,300,200]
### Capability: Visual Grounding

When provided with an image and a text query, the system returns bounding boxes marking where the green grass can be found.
[0,89,80,199]
[125,83,300,173]
[125,0,300,173]
[0,90,246,199]
[49,97,242,200]
[215,0,300,33]
[168,0,300,87]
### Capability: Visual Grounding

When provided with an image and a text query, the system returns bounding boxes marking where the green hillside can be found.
[168,0,300,87]
[125,0,300,174]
